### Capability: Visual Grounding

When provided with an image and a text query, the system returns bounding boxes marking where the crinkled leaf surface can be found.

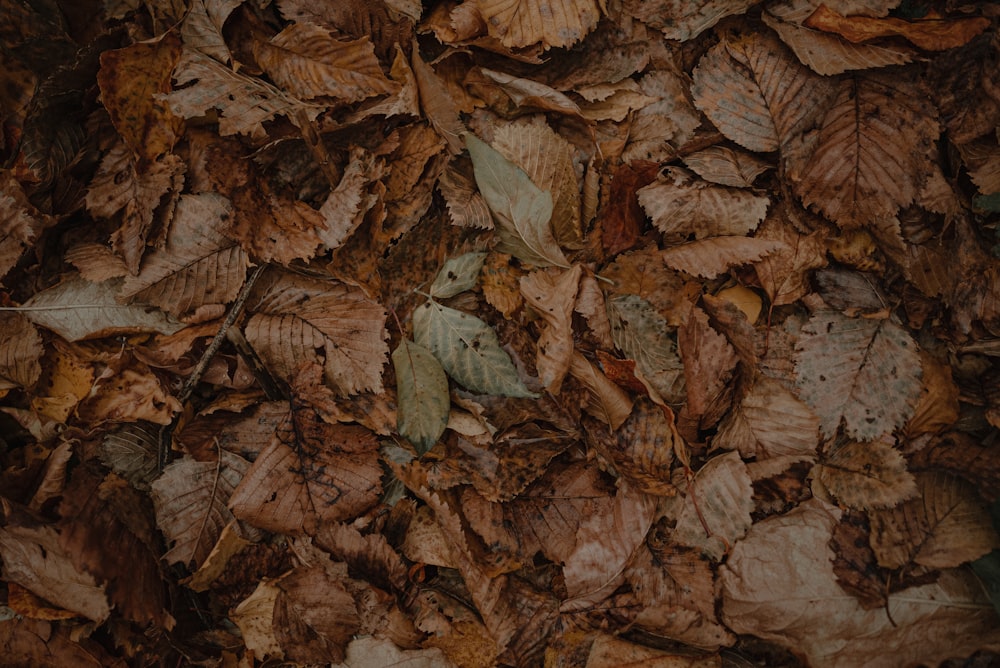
[413,300,536,398]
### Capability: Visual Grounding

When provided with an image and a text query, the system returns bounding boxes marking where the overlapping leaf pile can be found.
[2,0,1000,666]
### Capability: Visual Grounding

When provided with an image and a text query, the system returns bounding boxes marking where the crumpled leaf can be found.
[625,0,758,41]
[19,276,186,342]
[672,451,754,561]
[393,338,450,454]
[804,4,990,51]
[0,171,55,282]
[413,300,536,398]
[795,311,922,440]
[661,237,784,279]
[519,265,581,394]
[720,499,1000,668]
[252,24,396,102]
[164,48,322,140]
[869,471,1000,570]
[120,193,249,319]
[245,270,388,395]
[638,166,770,239]
[150,451,250,568]
[812,440,917,511]
[464,132,569,268]
[791,72,939,230]
[568,351,633,430]
[429,252,487,299]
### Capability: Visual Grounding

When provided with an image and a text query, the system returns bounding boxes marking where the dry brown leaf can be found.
[958,139,1000,196]
[273,564,361,664]
[602,247,698,326]
[753,203,828,306]
[661,237,784,279]
[316,148,384,252]
[720,499,1000,668]
[586,398,677,496]
[813,440,917,510]
[231,577,283,660]
[638,167,769,239]
[574,274,614,348]
[678,306,738,430]
[804,4,990,51]
[477,68,584,119]
[245,270,387,395]
[625,0,757,41]
[791,72,939,230]
[673,451,754,560]
[180,0,239,65]
[868,471,1000,570]
[411,48,466,154]
[714,376,820,463]
[78,362,181,425]
[0,312,42,391]
[763,3,915,75]
[438,157,493,229]
[472,0,600,49]
[0,171,55,282]
[681,145,772,188]
[519,265,581,393]
[905,351,960,439]
[568,351,633,430]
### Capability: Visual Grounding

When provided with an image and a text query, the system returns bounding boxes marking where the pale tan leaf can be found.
[347,45,420,123]
[606,295,686,405]
[792,73,939,230]
[715,285,762,324]
[720,499,1000,668]
[568,351,633,430]
[120,193,248,319]
[494,121,582,247]
[316,148,383,252]
[673,451,754,560]
[753,205,828,306]
[575,80,657,123]
[519,265,581,394]
[253,24,396,102]
[813,441,917,511]
[478,68,584,119]
[763,4,914,76]
[245,270,388,395]
[692,31,834,153]
[411,48,466,154]
[150,451,250,568]
[625,0,757,41]
[574,274,614,348]
[180,0,241,64]
[638,167,769,239]
[20,276,185,342]
[64,243,128,281]
[794,311,922,440]
[714,376,820,462]
[869,472,1000,570]
[331,636,456,668]
[0,313,42,391]
[682,145,773,188]
[661,237,784,279]
[561,482,657,604]
[231,578,283,660]
[473,0,600,49]
[165,48,322,140]
[0,504,111,623]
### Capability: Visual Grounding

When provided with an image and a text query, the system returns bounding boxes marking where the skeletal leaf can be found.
[795,311,922,440]
[464,132,569,268]
[429,252,487,299]
[392,339,450,454]
[413,300,537,398]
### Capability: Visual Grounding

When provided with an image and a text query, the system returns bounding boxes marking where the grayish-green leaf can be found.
[413,300,537,398]
[464,133,569,268]
[607,295,686,404]
[429,252,487,299]
[393,339,450,453]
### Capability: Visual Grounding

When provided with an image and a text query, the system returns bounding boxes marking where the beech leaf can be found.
[464,132,569,269]
[672,451,754,560]
[429,252,487,299]
[661,237,784,279]
[413,300,537,398]
[813,441,917,511]
[606,295,686,405]
[392,339,450,454]
[795,311,922,440]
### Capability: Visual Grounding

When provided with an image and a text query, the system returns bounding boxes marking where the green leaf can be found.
[429,252,487,299]
[464,132,569,268]
[392,338,450,454]
[607,295,686,404]
[413,300,537,398]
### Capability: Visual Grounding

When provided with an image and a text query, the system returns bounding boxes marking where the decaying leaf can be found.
[568,351,633,430]
[0,313,43,391]
[804,4,990,51]
[672,451,754,561]
[519,265,581,393]
[473,0,600,49]
[607,295,686,404]
[795,311,922,440]
[626,0,758,41]
[429,252,487,300]
[812,440,917,511]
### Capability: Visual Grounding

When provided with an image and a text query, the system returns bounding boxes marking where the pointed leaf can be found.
[392,339,450,453]
[519,265,582,394]
[464,132,569,268]
[606,295,685,404]
[813,441,917,511]
[661,237,784,279]
[413,300,536,398]
[474,0,600,49]
[429,252,487,299]
[673,451,754,561]
[0,313,42,391]
[795,311,922,440]
[715,377,820,462]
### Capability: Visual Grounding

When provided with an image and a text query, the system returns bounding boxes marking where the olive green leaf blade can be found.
[429,251,487,299]
[392,338,450,454]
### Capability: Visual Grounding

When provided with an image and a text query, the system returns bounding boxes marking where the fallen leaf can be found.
[812,440,917,511]
[393,338,450,453]
[804,4,990,51]
[661,237,784,279]
[607,295,686,404]
[472,0,600,49]
[519,265,581,393]
[672,451,754,561]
